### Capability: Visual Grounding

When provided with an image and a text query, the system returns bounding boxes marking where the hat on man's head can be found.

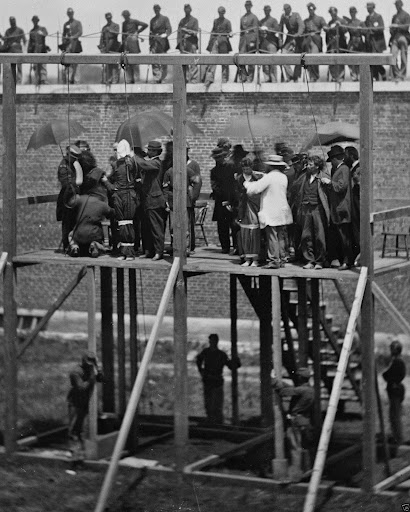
[32,15,40,21]
[9,16,16,21]
[283,3,291,10]
[245,0,253,5]
[75,139,90,152]
[184,3,192,8]
[307,2,316,9]
[122,10,130,16]
[153,4,161,9]
[326,145,345,162]
[209,333,219,342]
[211,146,228,159]
[81,351,97,367]
[233,144,249,159]
[349,6,358,12]
[218,6,226,13]
[264,154,289,168]
[366,2,376,6]
[67,8,74,13]
[291,153,307,164]
[148,140,162,150]
[264,5,272,10]
[329,6,338,13]
[66,145,81,158]
[217,137,232,149]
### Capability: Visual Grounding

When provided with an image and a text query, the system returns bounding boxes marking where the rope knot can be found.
[120,52,129,70]
[301,52,307,69]
[60,51,70,68]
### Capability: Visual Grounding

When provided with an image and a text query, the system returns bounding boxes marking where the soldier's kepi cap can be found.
[307,2,316,9]
[350,6,358,12]
[32,15,40,21]
[245,0,253,5]
[153,4,161,9]
[264,5,272,10]
[67,8,74,13]
[283,4,291,9]
[218,6,226,13]
[184,3,192,8]
[121,10,130,16]
[366,2,376,6]
[147,140,162,150]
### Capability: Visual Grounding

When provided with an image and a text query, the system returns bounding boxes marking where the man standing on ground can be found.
[259,5,281,83]
[121,10,148,84]
[204,7,232,87]
[346,7,365,81]
[4,17,26,84]
[100,13,120,85]
[196,334,240,424]
[28,16,48,85]
[280,4,304,82]
[390,0,410,81]
[238,1,260,83]
[383,340,406,445]
[149,4,172,84]
[365,2,387,81]
[303,3,327,82]
[62,8,83,84]
[177,4,199,83]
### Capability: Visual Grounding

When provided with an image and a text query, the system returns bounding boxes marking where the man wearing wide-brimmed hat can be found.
[244,154,293,269]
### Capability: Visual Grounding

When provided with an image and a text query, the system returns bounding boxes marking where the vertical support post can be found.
[173,64,189,472]
[272,276,288,479]
[116,269,126,417]
[360,63,375,493]
[311,279,322,434]
[230,275,239,425]
[128,268,139,450]
[2,63,18,454]
[259,276,274,426]
[297,279,308,367]
[87,266,98,444]
[101,267,115,413]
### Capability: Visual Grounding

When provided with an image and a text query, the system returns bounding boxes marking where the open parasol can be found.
[301,121,360,152]
[115,109,204,148]
[26,120,86,151]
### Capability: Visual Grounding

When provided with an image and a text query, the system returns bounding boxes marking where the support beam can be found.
[272,276,288,479]
[172,64,189,473]
[116,268,126,417]
[230,275,239,425]
[310,279,322,434]
[2,63,18,454]
[259,276,274,426]
[87,267,98,445]
[297,279,308,367]
[360,63,376,493]
[101,267,115,412]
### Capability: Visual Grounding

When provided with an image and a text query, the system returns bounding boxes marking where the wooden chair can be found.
[194,202,209,246]
[381,219,410,259]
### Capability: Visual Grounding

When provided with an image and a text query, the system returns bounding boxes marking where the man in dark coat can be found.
[323,145,353,270]
[383,340,406,445]
[280,4,305,82]
[210,146,239,254]
[346,7,365,81]
[326,7,347,82]
[28,16,48,85]
[4,17,26,84]
[196,334,240,424]
[121,10,148,84]
[390,0,410,80]
[204,7,233,86]
[238,1,260,83]
[345,146,360,262]
[135,141,167,260]
[303,3,327,82]
[149,4,172,83]
[177,4,199,83]
[62,8,83,84]
[365,2,387,81]
[259,5,281,83]
[100,13,121,85]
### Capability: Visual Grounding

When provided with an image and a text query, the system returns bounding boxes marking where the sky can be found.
[1,0,399,55]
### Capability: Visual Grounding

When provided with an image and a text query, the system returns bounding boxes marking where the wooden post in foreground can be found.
[297,279,308,367]
[2,63,18,454]
[173,64,189,472]
[272,276,288,479]
[129,268,139,449]
[101,267,115,413]
[116,269,126,417]
[311,279,322,434]
[230,275,239,425]
[87,267,98,448]
[360,63,376,493]
[259,276,274,426]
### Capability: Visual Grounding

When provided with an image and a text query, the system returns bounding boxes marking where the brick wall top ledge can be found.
[1,81,410,96]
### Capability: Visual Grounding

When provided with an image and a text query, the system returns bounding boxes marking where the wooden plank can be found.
[311,279,322,434]
[272,276,287,478]
[297,279,308,367]
[230,275,239,425]
[173,64,189,474]
[303,267,368,512]
[128,268,139,451]
[280,280,297,383]
[94,257,180,512]
[0,53,394,66]
[184,454,221,473]
[259,276,274,426]
[333,280,361,331]
[18,266,87,358]
[0,253,8,275]
[87,267,98,446]
[371,206,410,224]
[2,63,18,454]
[101,268,115,413]
[116,269,126,417]
[372,282,410,337]
[360,63,376,494]
[374,464,410,493]
[85,431,119,461]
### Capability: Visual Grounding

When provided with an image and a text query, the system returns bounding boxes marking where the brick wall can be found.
[0,90,409,333]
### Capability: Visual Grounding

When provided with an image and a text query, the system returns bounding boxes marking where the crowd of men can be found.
[1,1,409,85]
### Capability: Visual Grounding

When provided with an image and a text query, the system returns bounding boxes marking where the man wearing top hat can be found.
[365,2,387,81]
[390,0,410,80]
[177,4,199,83]
[323,145,353,270]
[259,5,281,83]
[4,17,26,84]
[204,6,233,87]
[279,4,304,82]
[28,16,49,85]
[303,3,328,82]
[149,4,172,84]
[238,1,260,83]
[121,10,148,84]
[62,8,83,84]
[346,7,365,81]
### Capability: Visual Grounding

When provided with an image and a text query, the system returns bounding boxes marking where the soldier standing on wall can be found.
[28,16,49,85]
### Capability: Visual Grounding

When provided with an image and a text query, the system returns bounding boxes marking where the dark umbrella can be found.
[223,115,283,140]
[26,120,86,151]
[115,109,203,148]
[301,121,360,152]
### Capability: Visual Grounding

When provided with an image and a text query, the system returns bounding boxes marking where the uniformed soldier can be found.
[99,13,121,85]
[61,8,83,84]
[346,7,365,81]
[365,2,387,81]
[303,3,327,82]
[259,5,281,83]
[149,4,172,84]
[280,4,304,82]
[28,16,48,85]
[177,4,199,83]
[326,7,347,82]
[4,17,26,84]
[238,1,260,83]
[121,10,148,84]
[204,6,233,87]
[390,0,410,80]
